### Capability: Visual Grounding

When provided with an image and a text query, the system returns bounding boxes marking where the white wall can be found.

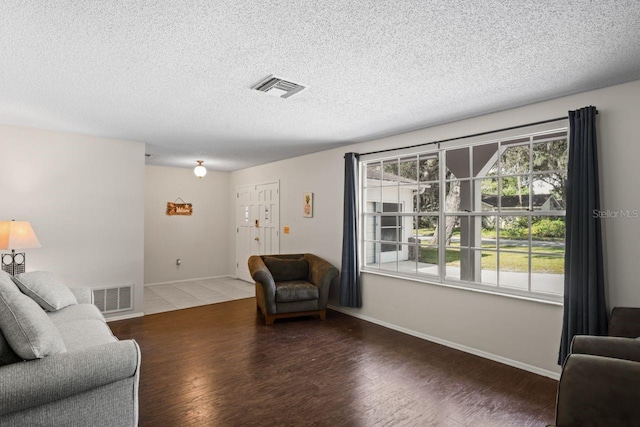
[230,149,344,267]
[230,79,640,376]
[0,124,145,318]
[144,165,230,284]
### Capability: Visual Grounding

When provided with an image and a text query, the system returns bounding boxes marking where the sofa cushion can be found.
[13,271,77,312]
[275,280,319,303]
[264,257,309,282]
[48,303,105,326]
[69,286,94,304]
[0,290,67,359]
[57,319,117,352]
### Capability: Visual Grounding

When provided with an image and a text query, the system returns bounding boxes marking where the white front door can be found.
[236,182,280,282]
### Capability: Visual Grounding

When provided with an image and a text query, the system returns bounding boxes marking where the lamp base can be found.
[1,251,25,276]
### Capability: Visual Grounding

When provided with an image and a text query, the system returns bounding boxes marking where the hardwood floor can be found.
[109,298,557,426]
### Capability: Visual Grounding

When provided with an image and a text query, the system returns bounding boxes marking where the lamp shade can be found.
[0,221,41,250]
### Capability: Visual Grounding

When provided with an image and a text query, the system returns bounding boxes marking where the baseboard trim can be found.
[327,304,560,381]
[105,312,145,322]
[144,275,234,287]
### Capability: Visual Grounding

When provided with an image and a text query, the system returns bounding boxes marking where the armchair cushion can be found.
[276,281,319,303]
[12,271,77,312]
[263,256,309,282]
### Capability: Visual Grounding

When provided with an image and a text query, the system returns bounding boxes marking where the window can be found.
[361,128,568,301]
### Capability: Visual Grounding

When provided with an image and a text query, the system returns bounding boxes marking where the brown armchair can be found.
[248,254,339,325]
[553,307,640,426]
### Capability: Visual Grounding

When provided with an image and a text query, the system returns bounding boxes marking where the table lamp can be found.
[0,220,41,276]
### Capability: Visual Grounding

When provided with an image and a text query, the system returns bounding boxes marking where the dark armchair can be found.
[248,254,339,325]
[553,307,640,426]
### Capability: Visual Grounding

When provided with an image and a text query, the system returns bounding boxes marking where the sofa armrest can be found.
[0,340,140,416]
[69,286,94,305]
[248,256,276,313]
[571,335,640,363]
[555,354,640,426]
[609,307,640,338]
[304,254,339,308]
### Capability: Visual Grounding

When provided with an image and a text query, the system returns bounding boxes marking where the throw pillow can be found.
[0,331,22,365]
[263,257,309,282]
[0,270,21,294]
[0,290,67,359]
[12,271,77,312]
[0,270,22,366]
[0,271,27,364]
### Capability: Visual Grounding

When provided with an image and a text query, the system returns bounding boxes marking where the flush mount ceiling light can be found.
[194,160,207,179]
[251,75,306,98]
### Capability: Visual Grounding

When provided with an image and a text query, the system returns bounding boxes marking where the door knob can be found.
[254,237,260,241]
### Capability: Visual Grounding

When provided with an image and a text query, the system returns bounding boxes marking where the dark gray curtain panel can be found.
[340,152,362,308]
[558,106,607,365]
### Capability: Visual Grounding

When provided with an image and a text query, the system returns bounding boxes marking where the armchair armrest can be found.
[571,335,640,363]
[248,256,276,313]
[69,286,94,305]
[609,307,640,338]
[0,340,140,416]
[304,254,339,308]
[556,354,640,426]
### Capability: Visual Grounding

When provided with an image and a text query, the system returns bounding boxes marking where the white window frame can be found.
[359,123,568,304]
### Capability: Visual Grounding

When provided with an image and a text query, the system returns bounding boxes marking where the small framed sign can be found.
[303,192,313,218]
[166,199,193,216]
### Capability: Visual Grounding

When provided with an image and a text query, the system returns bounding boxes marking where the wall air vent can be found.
[252,75,306,98]
[93,285,133,314]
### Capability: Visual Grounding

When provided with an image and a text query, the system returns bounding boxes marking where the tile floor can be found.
[144,277,254,315]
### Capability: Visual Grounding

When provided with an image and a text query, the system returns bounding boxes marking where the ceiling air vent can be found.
[252,75,306,98]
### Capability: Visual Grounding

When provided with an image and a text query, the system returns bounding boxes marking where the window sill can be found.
[360,268,564,306]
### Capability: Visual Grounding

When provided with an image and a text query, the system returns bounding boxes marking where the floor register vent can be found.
[93,285,132,314]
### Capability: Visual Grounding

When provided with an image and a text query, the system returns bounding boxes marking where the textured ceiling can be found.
[1,1,640,171]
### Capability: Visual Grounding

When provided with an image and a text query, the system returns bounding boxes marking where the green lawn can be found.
[418,246,564,274]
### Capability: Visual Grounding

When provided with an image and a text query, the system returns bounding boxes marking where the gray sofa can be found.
[0,270,140,427]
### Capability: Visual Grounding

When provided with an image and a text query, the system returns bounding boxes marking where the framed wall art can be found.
[303,192,313,218]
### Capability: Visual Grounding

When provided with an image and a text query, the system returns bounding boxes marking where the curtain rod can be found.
[359,115,575,157]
